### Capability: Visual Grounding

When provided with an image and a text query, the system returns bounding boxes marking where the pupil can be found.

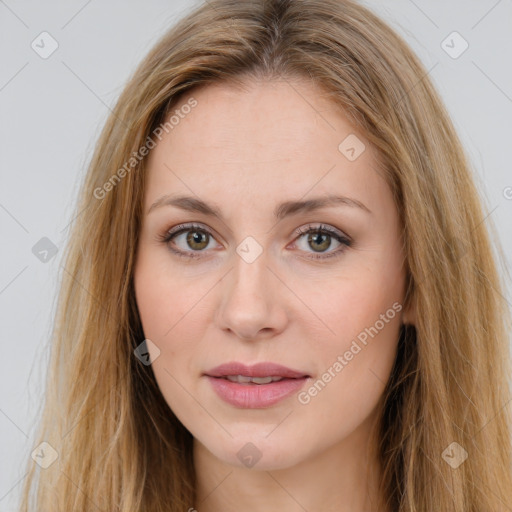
[187,230,208,250]
[310,232,329,252]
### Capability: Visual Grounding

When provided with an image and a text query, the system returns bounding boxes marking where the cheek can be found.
[134,249,201,339]
[300,302,400,437]
[302,268,403,397]
[306,269,403,340]
[134,274,171,341]
[133,255,200,415]
[133,250,219,382]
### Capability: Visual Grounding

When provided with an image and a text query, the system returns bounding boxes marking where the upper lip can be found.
[205,362,309,379]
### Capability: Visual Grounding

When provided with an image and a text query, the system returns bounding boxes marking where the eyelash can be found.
[157,223,352,261]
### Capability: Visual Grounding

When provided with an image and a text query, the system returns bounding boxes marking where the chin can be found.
[202,434,308,471]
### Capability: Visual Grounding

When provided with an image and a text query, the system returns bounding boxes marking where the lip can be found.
[205,362,309,379]
[204,362,310,409]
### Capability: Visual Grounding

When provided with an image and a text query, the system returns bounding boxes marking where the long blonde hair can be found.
[19,0,512,510]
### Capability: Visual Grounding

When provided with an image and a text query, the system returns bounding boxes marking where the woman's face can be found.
[134,79,410,471]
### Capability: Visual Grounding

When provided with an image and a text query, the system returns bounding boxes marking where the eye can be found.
[157,223,219,259]
[157,222,351,260]
[292,224,351,260]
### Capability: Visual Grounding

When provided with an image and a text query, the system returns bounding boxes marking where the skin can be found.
[133,78,415,512]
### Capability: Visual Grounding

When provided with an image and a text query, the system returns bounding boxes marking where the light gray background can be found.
[1,1,511,510]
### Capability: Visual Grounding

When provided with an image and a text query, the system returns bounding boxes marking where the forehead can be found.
[144,79,390,218]
[165,79,361,162]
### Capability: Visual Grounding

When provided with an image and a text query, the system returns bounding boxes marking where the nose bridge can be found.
[228,240,271,304]
[216,237,285,339]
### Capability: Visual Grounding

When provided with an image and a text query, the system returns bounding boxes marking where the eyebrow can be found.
[147,193,372,219]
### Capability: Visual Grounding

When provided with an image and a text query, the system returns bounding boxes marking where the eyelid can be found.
[158,222,351,260]
[166,222,219,239]
[293,223,350,241]
[290,223,351,260]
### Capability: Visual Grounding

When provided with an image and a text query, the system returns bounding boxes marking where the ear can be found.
[401,298,416,326]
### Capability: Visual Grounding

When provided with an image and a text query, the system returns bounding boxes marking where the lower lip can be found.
[206,376,309,408]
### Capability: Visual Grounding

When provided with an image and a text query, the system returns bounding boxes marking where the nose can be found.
[215,248,288,341]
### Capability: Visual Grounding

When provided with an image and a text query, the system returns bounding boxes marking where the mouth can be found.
[205,361,310,380]
[204,362,311,408]
[218,375,292,384]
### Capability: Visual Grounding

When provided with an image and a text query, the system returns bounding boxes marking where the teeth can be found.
[225,375,284,384]
[226,375,252,383]
[251,376,275,384]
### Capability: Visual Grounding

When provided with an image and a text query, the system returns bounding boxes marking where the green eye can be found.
[159,222,351,261]
[293,224,351,260]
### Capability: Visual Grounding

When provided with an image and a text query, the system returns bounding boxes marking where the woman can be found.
[19,0,512,510]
